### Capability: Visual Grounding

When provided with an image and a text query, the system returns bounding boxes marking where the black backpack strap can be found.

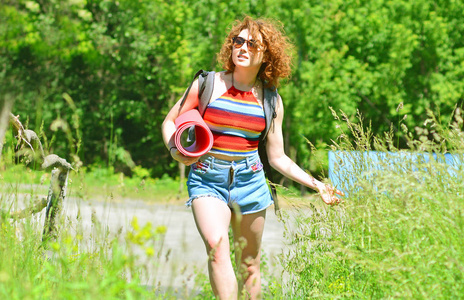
[198,71,215,116]
[261,87,278,141]
[258,141,280,218]
[178,70,215,141]
[178,69,215,114]
[178,69,206,112]
[260,87,280,218]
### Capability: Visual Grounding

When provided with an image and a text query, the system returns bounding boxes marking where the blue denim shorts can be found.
[186,152,273,215]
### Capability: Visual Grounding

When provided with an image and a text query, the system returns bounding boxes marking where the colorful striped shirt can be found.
[203,86,265,156]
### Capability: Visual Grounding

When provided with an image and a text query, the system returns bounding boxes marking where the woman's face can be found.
[231,29,265,71]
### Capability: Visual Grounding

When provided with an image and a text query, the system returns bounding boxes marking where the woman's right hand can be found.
[170,148,199,166]
[316,183,345,206]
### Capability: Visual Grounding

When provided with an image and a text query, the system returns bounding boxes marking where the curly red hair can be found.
[218,16,293,89]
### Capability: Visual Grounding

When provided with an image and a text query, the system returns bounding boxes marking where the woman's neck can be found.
[232,68,259,91]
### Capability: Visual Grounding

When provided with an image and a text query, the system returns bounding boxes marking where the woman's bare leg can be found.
[231,209,266,299]
[192,197,237,299]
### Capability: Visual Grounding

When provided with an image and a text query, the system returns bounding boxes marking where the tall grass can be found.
[0,103,181,299]
[280,108,464,299]
[0,161,201,299]
[0,206,164,298]
[0,107,279,299]
[5,98,463,298]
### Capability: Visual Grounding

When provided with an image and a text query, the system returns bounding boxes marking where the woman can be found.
[162,16,343,299]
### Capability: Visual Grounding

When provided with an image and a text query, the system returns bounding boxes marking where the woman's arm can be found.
[161,79,201,166]
[265,95,343,205]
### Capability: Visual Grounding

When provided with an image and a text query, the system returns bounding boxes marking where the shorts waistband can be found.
[199,152,259,169]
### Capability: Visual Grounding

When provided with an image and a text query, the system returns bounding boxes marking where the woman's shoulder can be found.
[213,71,231,87]
[214,71,228,80]
[209,71,229,101]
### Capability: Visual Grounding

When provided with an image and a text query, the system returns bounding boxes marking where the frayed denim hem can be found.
[241,200,274,215]
[185,194,225,207]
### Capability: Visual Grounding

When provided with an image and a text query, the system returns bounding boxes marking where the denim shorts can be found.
[186,152,273,215]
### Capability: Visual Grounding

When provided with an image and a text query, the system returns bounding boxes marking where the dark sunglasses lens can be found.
[248,40,257,49]
[233,37,259,50]
[233,37,246,48]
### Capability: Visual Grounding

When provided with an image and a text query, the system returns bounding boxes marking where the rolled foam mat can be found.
[174,109,213,157]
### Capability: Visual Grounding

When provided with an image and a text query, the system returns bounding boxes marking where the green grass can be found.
[70,166,189,203]
[278,108,464,299]
[0,163,188,204]
[0,160,285,299]
[0,163,193,299]
[2,108,463,298]
[0,210,166,299]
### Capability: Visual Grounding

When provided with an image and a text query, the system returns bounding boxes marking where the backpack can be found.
[179,69,281,216]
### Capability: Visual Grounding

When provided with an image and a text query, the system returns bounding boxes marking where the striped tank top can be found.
[203,86,265,156]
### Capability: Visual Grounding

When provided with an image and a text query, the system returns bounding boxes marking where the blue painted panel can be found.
[328,150,464,196]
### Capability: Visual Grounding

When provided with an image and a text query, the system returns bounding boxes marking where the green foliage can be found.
[267,0,464,182]
[3,0,464,181]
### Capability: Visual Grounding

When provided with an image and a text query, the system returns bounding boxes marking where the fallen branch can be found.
[1,198,48,219]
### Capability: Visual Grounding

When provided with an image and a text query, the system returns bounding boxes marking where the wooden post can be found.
[3,112,73,242]
[42,168,69,242]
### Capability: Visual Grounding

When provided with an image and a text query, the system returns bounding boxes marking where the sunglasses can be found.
[232,36,262,51]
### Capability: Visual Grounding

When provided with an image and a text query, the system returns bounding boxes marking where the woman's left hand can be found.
[317,183,345,206]
[170,148,199,166]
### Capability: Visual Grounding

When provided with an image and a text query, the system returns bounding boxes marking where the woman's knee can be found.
[204,234,230,261]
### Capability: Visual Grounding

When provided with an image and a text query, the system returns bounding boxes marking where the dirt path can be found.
[61,197,290,295]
